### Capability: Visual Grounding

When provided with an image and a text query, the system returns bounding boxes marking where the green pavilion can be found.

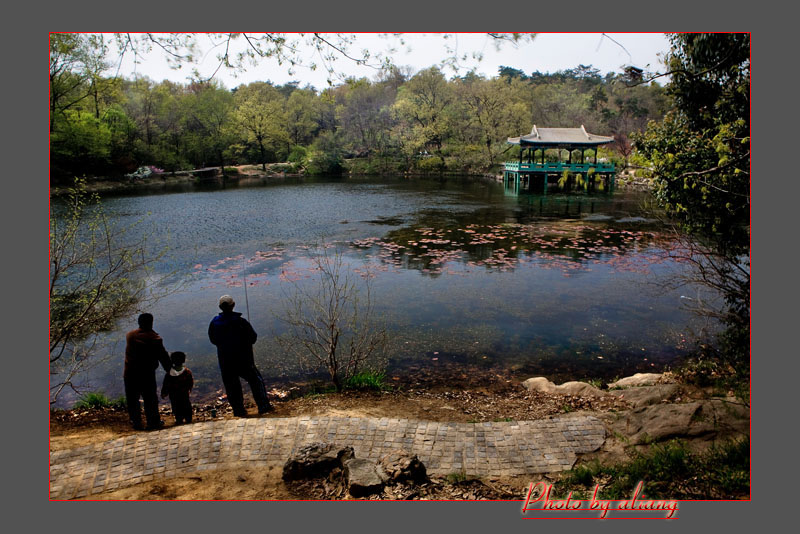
[503,126,616,193]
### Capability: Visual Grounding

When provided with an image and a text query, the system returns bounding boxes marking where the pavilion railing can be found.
[503,162,615,173]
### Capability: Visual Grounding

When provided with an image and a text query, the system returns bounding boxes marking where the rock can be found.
[282,443,355,481]
[608,373,664,389]
[379,453,428,484]
[614,400,749,444]
[522,377,607,397]
[608,384,681,408]
[522,377,558,393]
[344,458,385,497]
[557,381,606,397]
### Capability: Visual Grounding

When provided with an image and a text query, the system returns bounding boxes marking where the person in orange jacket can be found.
[124,313,171,430]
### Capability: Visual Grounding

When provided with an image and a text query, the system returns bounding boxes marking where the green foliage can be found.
[634,113,749,254]
[73,392,126,410]
[51,39,667,180]
[288,145,309,164]
[554,438,749,499]
[306,131,345,175]
[632,33,749,388]
[50,178,172,403]
[50,110,113,178]
[344,370,388,391]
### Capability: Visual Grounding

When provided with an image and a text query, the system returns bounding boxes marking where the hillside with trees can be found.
[50,33,667,182]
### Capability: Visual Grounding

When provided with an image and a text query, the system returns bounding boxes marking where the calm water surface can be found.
[52,176,713,406]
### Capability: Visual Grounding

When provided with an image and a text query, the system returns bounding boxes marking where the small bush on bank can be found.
[344,370,389,391]
[288,145,309,164]
[73,392,126,410]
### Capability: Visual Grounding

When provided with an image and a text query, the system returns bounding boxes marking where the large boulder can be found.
[282,443,354,481]
[522,377,607,397]
[608,373,664,389]
[344,458,386,497]
[613,400,749,444]
[379,453,428,484]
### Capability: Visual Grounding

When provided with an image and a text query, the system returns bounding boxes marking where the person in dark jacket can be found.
[124,313,172,430]
[161,351,194,424]
[208,295,272,416]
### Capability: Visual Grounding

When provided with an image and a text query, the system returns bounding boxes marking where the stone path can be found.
[49,415,605,499]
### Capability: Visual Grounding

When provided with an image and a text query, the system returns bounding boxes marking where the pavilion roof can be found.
[507,125,614,146]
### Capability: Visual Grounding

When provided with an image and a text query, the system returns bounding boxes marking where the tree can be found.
[50,179,171,402]
[335,77,397,158]
[285,88,319,147]
[394,67,454,168]
[278,248,387,391]
[633,33,750,386]
[454,76,517,168]
[50,33,110,132]
[232,82,289,171]
[183,82,235,173]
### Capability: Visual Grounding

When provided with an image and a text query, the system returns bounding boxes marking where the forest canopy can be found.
[50,33,667,180]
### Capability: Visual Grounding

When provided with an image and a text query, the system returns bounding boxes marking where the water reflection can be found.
[51,176,711,407]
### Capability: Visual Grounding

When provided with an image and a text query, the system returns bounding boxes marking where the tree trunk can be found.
[258,139,267,172]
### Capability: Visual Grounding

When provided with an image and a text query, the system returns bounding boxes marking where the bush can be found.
[307,132,344,175]
[288,145,309,164]
[344,370,388,391]
[73,392,126,410]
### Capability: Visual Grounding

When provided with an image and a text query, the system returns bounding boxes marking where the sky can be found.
[111,33,671,90]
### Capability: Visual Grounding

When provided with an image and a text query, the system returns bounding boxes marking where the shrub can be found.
[73,392,126,410]
[344,370,388,391]
[288,145,309,164]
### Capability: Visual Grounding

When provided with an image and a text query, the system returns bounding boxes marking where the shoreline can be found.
[50,371,749,500]
[49,165,653,197]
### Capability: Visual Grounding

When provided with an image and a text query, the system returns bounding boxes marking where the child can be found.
[161,351,194,424]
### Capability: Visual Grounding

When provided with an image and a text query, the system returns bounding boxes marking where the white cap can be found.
[219,295,235,308]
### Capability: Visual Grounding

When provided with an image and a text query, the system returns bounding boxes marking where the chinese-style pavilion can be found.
[503,125,616,192]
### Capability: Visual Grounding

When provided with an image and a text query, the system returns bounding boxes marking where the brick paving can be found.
[49,415,605,499]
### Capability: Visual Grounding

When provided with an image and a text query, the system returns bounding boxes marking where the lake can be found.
[51,175,714,406]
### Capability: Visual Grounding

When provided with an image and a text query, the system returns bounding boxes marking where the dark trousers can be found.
[169,392,193,424]
[220,363,271,416]
[124,372,160,429]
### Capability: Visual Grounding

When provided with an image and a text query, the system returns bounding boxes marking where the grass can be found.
[552,437,750,500]
[344,370,389,391]
[73,392,126,410]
